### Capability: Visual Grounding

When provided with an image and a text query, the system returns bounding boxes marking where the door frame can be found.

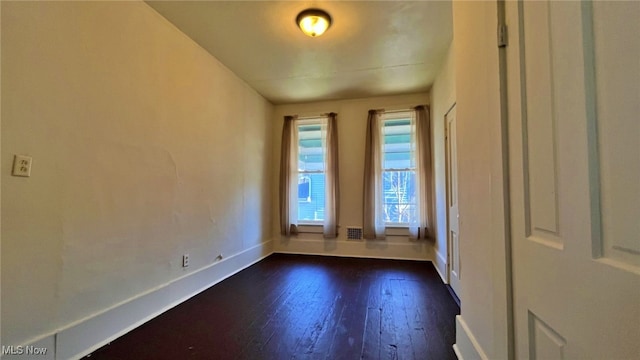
[444,102,459,290]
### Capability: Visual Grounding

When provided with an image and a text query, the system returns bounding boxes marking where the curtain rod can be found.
[293,113,335,120]
[372,104,429,114]
[382,109,411,114]
[382,105,428,114]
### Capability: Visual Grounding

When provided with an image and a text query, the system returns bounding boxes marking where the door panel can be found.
[445,105,461,296]
[520,0,562,247]
[528,311,566,360]
[506,1,640,358]
[591,1,640,268]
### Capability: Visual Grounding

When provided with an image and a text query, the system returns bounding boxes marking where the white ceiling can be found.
[146,1,453,105]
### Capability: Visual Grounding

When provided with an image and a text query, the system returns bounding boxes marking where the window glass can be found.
[382,115,416,225]
[297,121,326,222]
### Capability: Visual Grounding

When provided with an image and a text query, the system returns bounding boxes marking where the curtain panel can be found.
[323,113,340,238]
[279,115,298,236]
[363,109,386,240]
[412,105,435,240]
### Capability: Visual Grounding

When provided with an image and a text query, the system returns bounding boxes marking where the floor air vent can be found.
[347,227,363,240]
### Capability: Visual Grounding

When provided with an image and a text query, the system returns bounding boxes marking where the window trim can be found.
[381,111,417,226]
[296,224,324,233]
[296,117,327,224]
[385,226,411,236]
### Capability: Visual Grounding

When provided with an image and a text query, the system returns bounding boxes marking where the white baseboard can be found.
[454,315,489,360]
[274,236,432,261]
[434,250,448,283]
[3,241,272,360]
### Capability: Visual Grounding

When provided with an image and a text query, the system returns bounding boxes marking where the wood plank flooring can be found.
[88,254,460,359]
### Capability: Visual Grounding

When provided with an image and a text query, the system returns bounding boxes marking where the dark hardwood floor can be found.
[88,254,460,360]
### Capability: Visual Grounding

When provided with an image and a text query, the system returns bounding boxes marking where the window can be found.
[363,106,431,240]
[280,112,339,237]
[382,112,417,225]
[297,119,326,223]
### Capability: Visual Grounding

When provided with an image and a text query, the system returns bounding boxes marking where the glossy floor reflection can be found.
[89,253,460,359]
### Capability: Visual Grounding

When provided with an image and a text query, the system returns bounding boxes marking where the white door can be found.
[445,105,461,296]
[505,1,640,359]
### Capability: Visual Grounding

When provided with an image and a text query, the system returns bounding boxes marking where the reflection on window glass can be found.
[298,176,311,202]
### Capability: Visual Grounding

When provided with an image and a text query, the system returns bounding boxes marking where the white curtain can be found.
[363,109,386,240]
[279,115,299,236]
[323,113,340,238]
[409,105,434,240]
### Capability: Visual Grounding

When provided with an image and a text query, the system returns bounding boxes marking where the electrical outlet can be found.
[12,155,32,177]
[182,254,190,268]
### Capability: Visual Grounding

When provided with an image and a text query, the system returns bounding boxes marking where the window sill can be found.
[385,226,410,237]
[297,224,323,234]
[294,225,415,237]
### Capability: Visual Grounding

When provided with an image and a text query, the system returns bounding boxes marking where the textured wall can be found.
[430,43,456,278]
[1,1,273,346]
[452,1,510,358]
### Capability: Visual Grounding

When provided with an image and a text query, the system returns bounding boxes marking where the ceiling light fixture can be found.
[296,9,332,37]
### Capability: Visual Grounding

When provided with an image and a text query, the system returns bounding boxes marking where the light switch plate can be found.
[12,155,32,177]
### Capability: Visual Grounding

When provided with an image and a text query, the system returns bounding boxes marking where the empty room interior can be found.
[1,1,638,359]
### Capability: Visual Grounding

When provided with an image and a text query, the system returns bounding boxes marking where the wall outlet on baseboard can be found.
[182,254,189,267]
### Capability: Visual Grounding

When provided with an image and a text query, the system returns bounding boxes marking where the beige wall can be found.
[271,94,434,260]
[430,43,456,278]
[452,1,510,358]
[1,1,273,347]
[0,1,3,350]
[1,1,515,357]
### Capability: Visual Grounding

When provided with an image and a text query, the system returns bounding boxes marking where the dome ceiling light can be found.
[296,9,332,37]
